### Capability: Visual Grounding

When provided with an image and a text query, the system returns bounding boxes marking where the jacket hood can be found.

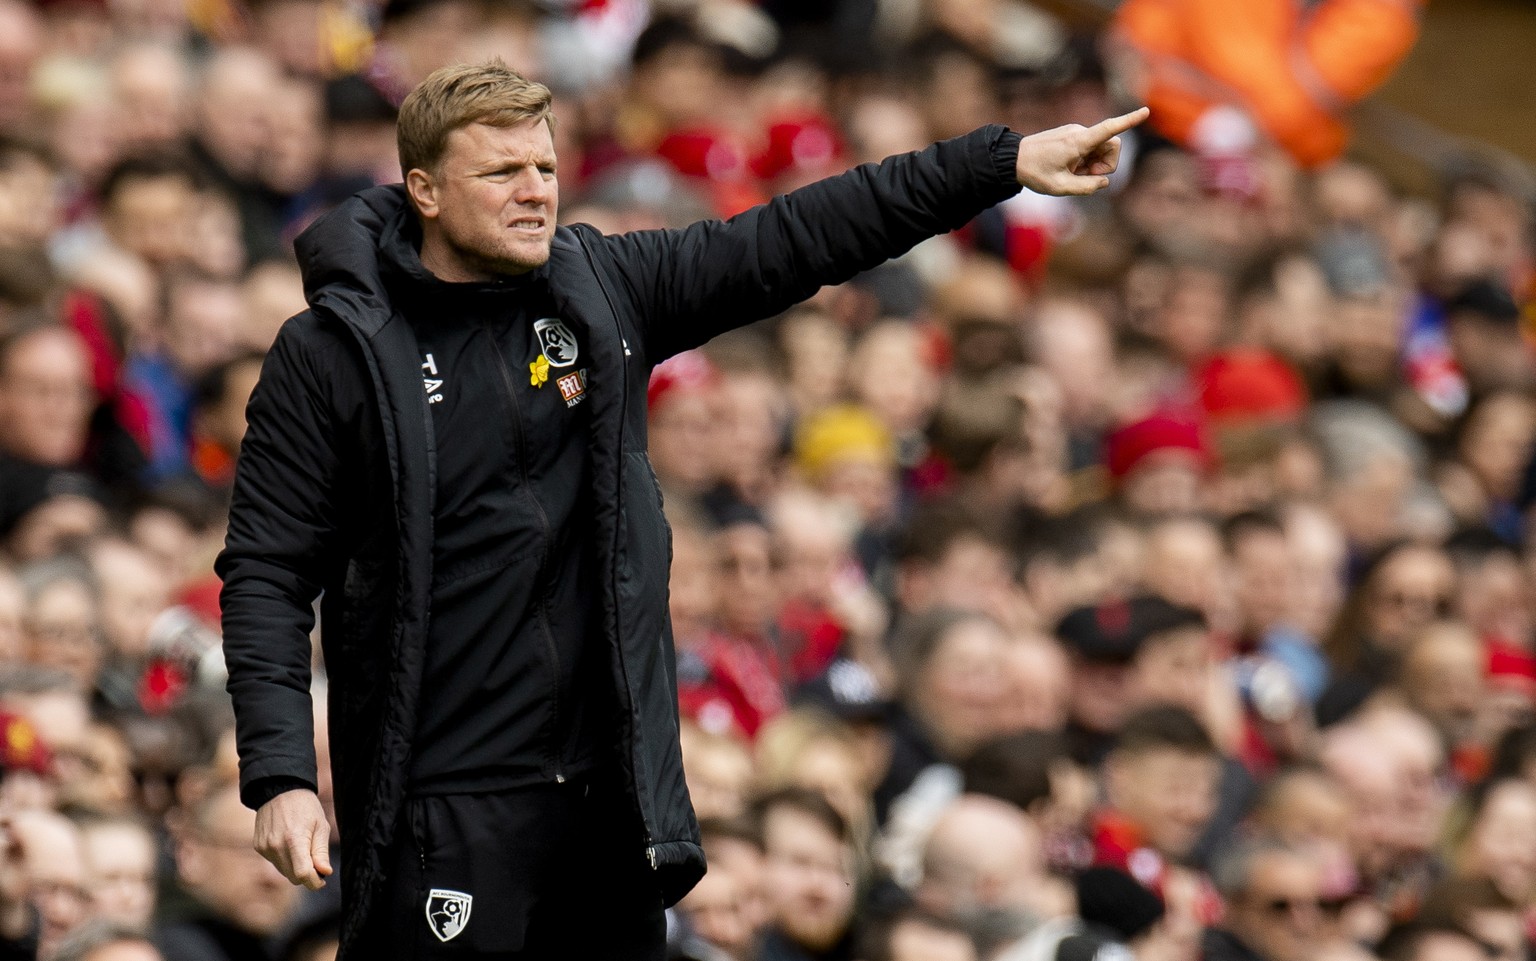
[294,184,415,337]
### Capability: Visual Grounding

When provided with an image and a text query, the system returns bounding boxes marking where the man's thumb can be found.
[311,822,333,877]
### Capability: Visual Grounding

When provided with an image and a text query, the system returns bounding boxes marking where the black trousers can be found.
[383,776,667,959]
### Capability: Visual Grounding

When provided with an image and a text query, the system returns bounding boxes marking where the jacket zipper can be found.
[572,233,656,866]
[481,320,565,784]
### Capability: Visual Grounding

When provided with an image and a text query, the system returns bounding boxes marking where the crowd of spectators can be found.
[0,0,1534,960]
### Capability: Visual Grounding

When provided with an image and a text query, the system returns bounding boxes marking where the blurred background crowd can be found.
[1,0,1536,960]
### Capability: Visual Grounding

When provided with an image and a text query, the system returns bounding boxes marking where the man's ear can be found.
[406,168,440,221]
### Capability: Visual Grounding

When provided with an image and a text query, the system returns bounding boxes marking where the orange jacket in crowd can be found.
[1114,0,1425,168]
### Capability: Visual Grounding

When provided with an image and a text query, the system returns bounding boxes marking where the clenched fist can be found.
[255,788,333,890]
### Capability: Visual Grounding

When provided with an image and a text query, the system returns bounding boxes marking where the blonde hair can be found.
[396,58,553,178]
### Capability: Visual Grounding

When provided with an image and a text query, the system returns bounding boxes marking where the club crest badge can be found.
[533,318,579,368]
[426,888,473,943]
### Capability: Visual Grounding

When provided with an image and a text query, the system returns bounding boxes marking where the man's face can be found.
[413,119,558,280]
[1129,627,1212,716]
[1106,747,1219,860]
[761,807,855,951]
[177,789,299,936]
[83,824,157,929]
[0,327,94,466]
[1226,852,1325,961]
[105,174,195,268]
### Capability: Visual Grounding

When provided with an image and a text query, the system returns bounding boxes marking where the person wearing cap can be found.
[217,56,1146,959]
[1443,279,1532,397]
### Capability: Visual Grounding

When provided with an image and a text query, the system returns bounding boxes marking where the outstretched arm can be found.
[595,110,1147,362]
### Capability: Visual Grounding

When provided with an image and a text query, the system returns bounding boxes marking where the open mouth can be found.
[509,218,545,232]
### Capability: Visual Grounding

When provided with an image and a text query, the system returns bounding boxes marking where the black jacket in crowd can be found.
[216,123,1024,958]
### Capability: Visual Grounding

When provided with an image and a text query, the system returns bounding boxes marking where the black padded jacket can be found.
[216,123,1024,958]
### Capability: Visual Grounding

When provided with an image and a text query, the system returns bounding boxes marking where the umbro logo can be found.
[422,353,445,405]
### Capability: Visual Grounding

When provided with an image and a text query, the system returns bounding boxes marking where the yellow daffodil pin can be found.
[529,354,550,387]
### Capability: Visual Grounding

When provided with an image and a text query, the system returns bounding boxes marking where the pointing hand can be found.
[1015,107,1151,196]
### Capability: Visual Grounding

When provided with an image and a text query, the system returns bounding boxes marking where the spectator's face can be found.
[93,542,170,659]
[1461,780,1536,903]
[679,728,752,821]
[412,119,559,278]
[239,261,305,351]
[197,51,279,178]
[714,371,787,489]
[0,327,94,467]
[164,279,243,378]
[649,389,719,491]
[630,42,726,130]
[1069,656,1130,733]
[668,527,717,644]
[104,173,196,268]
[1032,300,1115,430]
[1141,521,1228,625]
[177,788,299,936]
[1226,852,1326,961]
[1330,289,1405,389]
[761,807,855,951]
[913,618,1011,758]
[1459,393,1536,502]
[1449,316,1533,395]
[1000,639,1070,732]
[715,523,777,637]
[1129,627,1212,716]
[24,579,102,690]
[1363,548,1456,652]
[677,867,755,959]
[907,535,1015,621]
[59,724,134,814]
[851,325,939,436]
[197,357,263,456]
[13,811,90,955]
[1327,451,1413,550]
[263,79,324,193]
[1285,508,1346,639]
[1120,452,1205,519]
[111,44,190,148]
[707,836,768,933]
[1400,623,1483,747]
[1456,551,1530,651]
[0,151,60,249]
[83,823,157,929]
[1231,528,1295,637]
[1106,747,1218,860]
[1153,266,1229,364]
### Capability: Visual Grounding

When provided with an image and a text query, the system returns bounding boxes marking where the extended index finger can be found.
[1083,107,1151,146]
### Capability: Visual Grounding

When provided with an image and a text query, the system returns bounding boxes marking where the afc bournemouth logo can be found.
[533,318,579,367]
[426,888,472,943]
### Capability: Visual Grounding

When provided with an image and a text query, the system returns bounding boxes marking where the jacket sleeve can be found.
[216,314,346,810]
[595,124,1023,362]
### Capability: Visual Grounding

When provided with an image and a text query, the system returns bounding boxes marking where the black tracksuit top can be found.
[381,234,612,791]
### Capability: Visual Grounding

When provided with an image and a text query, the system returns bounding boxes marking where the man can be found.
[218,58,1144,959]
[1204,839,1328,961]
[156,782,303,961]
[1094,705,1222,943]
[916,795,1061,925]
[754,788,859,961]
